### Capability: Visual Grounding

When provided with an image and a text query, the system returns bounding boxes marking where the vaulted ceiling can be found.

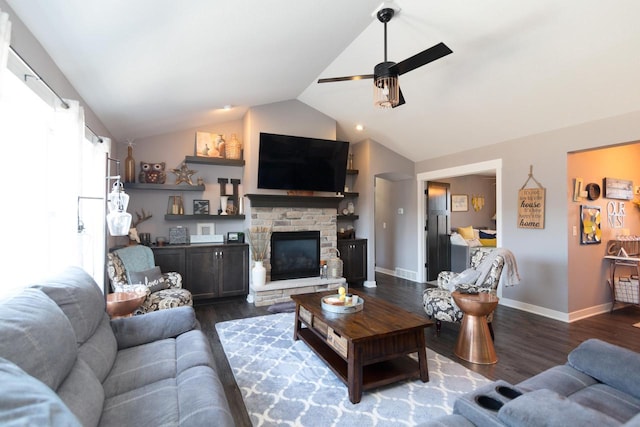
[7,0,640,161]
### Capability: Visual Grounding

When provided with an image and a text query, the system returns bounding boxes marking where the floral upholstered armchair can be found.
[423,248,514,337]
[106,245,192,315]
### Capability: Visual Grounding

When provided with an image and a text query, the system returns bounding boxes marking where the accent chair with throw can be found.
[107,245,192,315]
[422,248,520,337]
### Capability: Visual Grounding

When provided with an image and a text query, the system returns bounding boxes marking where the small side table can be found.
[451,291,499,365]
[106,291,146,319]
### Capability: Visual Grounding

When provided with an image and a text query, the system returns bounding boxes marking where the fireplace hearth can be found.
[270,231,320,281]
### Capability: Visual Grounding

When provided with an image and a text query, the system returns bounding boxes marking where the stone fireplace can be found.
[245,195,346,306]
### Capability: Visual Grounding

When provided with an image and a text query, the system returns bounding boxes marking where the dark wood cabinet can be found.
[152,243,249,301]
[338,239,367,286]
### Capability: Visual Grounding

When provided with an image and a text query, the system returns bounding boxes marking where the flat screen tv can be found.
[257,132,349,193]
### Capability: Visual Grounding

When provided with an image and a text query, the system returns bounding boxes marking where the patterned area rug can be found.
[216,312,490,426]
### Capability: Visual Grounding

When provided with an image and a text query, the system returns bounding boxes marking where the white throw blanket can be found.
[474,248,521,288]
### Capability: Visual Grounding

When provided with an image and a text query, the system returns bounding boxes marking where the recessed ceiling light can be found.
[222,105,232,111]
[355,124,365,131]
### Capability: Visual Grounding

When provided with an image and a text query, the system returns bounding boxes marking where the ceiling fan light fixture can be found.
[373,75,399,108]
[373,62,399,108]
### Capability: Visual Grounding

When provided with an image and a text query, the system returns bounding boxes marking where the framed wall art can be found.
[451,194,468,212]
[603,177,633,200]
[193,199,210,215]
[196,222,215,236]
[580,205,602,245]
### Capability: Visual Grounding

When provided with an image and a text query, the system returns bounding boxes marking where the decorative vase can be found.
[220,195,229,215]
[347,201,355,214]
[124,144,136,183]
[252,260,266,287]
[226,134,242,160]
[216,134,226,158]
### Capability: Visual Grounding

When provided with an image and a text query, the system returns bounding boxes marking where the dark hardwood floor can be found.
[195,273,640,427]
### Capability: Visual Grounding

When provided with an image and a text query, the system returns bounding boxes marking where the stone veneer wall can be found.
[250,206,338,281]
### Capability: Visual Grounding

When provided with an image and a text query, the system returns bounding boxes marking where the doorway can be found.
[416,159,503,283]
[425,181,451,281]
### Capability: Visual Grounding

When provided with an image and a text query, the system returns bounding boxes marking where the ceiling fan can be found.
[318,6,452,109]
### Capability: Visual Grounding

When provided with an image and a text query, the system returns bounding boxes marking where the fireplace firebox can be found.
[270,231,320,281]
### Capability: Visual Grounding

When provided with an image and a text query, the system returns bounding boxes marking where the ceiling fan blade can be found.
[392,42,452,76]
[317,74,374,83]
[392,88,406,108]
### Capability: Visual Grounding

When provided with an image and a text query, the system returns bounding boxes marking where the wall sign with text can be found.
[518,188,546,229]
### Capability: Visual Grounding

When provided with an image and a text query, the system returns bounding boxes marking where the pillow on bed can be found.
[479,230,497,239]
[479,238,497,247]
[457,226,475,240]
[467,238,483,248]
[450,233,468,246]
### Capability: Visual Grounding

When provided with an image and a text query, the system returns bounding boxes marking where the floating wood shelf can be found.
[164,214,245,221]
[184,156,245,167]
[246,194,342,209]
[124,183,205,191]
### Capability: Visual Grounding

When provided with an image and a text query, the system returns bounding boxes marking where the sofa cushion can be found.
[568,338,640,400]
[110,306,196,350]
[0,357,81,427]
[497,388,620,427]
[31,266,117,382]
[56,358,104,427]
[128,266,168,292]
[569,383,640,424]
[0,287,77,390]
[517,364,598,396]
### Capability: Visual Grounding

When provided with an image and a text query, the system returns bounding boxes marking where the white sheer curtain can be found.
[0,8,10,95]
[0,70,97,296]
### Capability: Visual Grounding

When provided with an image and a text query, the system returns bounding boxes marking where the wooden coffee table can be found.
[291,290,433,403]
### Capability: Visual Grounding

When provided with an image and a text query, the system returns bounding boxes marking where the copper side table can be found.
[106,291,146,319]
[451,291,499,364]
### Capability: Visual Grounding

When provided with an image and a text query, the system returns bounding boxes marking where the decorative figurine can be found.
[171,162,197,186]
[138,161,167,184]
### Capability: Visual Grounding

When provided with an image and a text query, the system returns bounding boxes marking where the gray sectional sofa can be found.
[423,338,640,426]
[0,266,234,426]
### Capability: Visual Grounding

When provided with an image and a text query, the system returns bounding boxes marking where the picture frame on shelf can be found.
[195,131,220,158]
[451,194,468,212]
[193,199,210,215]
[196,222,215,236]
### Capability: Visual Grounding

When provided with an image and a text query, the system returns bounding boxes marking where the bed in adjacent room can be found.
[450,226,497,272]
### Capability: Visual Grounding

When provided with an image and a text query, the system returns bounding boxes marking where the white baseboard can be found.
[364,280,377,288]
[374,266,418,282]
[499,298,613,323]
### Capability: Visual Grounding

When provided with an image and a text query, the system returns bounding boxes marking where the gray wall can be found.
[438,175,497,231]
[348,139,416,285]
[416,111,640,319]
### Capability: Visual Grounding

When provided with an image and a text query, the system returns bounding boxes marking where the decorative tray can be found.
[321,294,364,314]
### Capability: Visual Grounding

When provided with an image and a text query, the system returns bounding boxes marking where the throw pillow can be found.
[128,266,168,292]
[479,238,497,247]
[457,226,475,240]
[450,232,468,246]
[467,238,483,248]
[479,230,497,239]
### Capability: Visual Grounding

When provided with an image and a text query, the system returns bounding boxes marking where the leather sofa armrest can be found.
[110,306,196,349]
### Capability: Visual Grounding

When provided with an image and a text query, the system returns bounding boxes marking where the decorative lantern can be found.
[327,248,343,279]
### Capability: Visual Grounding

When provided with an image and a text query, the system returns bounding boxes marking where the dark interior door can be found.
[426,181,451,281]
